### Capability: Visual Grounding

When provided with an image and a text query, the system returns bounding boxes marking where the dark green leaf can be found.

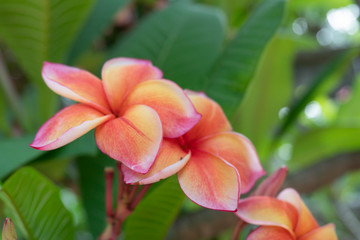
[67,0,130,63]
[205,0,286,118]
[76,154,115,237]
[110,2,225,90]
[0,135,43,179]
[124,176,185,240]
[0,167,75,239]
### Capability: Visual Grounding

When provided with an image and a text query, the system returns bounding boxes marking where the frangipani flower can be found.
[122,91,265,211]
[236,188,338,240]
[30,58,200,173]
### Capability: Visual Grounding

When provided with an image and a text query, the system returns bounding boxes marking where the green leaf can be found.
[0,167,75,240]
[124,176,185,240]
[110,2,225,90]
[205,0,286,118]
[67,0,130,64]
[0,135,44,179]
[0,132,97,180]
[233,36,295,159]
[0,0,94,121]
[290,127,360,170]
[76,154,115,237]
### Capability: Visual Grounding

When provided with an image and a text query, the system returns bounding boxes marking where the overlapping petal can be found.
[122,139,190,184]
[278,188,319,237]
[298,224,337,240]
[178,150,240,211]
[236,196,298,236]
[193,132,265,194]
[248,226,294,240]
[123,80,201,138]
[183,91,232,143]
[102,58,162,114]
[95,104,162,173]
[42,62,110,114]
[30,104,114,150]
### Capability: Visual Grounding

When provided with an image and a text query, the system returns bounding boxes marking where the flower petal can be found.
[248,226,294,240]
[123,80,201,138]
[277,188,319,237]
[178,150,240,211]
[30,104,113,150]
[298,224,337,240]
[102,58,162,114]
[42,62,110,114]
[193,132,265,194]
[236,196,298,236]
[95,104,162,173]
[122,139,190,184]
[183,91,232,143]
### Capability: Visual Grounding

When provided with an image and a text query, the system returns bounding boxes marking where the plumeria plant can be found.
[0,0,358,239]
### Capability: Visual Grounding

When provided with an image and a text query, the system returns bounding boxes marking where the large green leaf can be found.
[124,176,185,240]
[67,0,130,64]
[290,127,360,170]
[110,2,225,90]
[0,132,97,180]
[0,135,43,179]
[76,154,115,237]
[233,36,295,160]
[205,0,286,118]
[0,167,75,239]
[0,0,94,121]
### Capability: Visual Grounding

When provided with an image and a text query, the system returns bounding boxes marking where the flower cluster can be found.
[31,57,338,239]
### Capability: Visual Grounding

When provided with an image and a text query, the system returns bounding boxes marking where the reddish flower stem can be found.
[231,220,246,240]
[130,184,151,210]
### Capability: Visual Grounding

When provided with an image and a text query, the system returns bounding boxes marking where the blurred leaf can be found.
[205,0,286,118]
[0,131,97,180]
[0,167,75,239]
[76,154,115,237]
[67,0,130,64]
[0,135,44,179]
[290,127,360,170]
[110,2,225,90]
[0,0,94,121]
[234,36,294,159]
[276,49,356,139]
[290,0,352,11]
[335,74,360,127]
[124,176,185,240]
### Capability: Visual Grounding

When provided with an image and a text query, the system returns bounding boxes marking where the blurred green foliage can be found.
[0,0,360,239]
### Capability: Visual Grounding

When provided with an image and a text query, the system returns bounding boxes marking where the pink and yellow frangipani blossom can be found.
[30,58,201,173]
[122,91,265,211]
[236,188,338,240]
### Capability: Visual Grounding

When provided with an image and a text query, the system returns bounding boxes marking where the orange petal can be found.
[236,196,298,236]
[253,166,288,197]
[123,80,201,138]
[30,104,113,150]
[183,91,232,143]
[248,226,295,240]
[298,224,337,240]
[122,139,190,184]
[277,188,319,237]
[193,132,265,194]
[102,58,162,114]
[42,62,110,114]
[95,104,162,173]
[178,150,240,211]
